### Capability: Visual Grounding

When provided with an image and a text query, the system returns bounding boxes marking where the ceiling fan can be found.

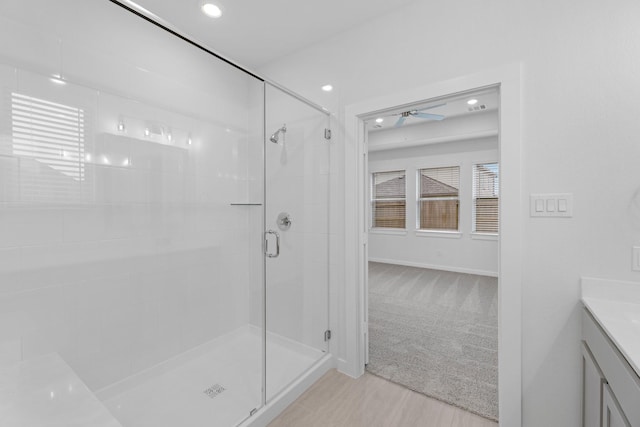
[393,103,446,127]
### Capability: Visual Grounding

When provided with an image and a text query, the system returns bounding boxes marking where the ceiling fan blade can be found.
[418,103,446,111]
[394,116,406,127]
[414,112,445,121]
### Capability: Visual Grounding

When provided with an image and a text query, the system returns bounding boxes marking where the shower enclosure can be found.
[0,1,331,426]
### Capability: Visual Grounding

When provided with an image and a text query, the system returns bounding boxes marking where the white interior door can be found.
[363,122,370,366]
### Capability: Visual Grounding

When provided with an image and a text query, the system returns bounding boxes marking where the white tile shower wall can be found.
[0,0,263,392]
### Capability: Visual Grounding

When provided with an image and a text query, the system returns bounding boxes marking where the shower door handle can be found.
[265,230,280,258]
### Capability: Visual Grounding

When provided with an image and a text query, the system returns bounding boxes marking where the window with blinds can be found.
[12,92,85,182]
[418,166,460,231]
[371,170,406,229]
[473,162,499,233]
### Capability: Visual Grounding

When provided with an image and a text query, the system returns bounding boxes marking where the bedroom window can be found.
[473,162,499,233]
[418,166,460,231]
[371,170,406,229]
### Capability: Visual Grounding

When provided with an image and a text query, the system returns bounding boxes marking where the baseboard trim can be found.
[337,357,359,378]
[368,257,498,278]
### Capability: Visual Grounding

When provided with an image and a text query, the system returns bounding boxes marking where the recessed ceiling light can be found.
[321,84,333,92]
[467,98,478,105]
[375,118,384,124]
[201,3,222,18]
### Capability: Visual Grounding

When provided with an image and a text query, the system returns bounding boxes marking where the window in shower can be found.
[10,91,89,203]
[11,92,85,181]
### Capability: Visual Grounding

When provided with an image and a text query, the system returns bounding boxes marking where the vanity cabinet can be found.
[582,308,639,427]
[603,383,631,427]
[582,343,605,427]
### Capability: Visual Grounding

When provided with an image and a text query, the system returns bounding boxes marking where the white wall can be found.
[368,137,499,276]
[0,0,263,391]
[258,0,640,425]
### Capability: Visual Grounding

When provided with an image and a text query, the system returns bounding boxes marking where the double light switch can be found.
[530,193,573,217]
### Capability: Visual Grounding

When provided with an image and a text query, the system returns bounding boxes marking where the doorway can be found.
[342,64,523,427]
[363,87,500,420]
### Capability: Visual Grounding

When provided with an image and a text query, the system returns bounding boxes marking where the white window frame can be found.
[370,169,407,231]
[472,162,499,236]
[416,165,460,232]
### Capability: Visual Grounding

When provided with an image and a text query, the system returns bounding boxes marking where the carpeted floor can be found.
[367,262,498,421]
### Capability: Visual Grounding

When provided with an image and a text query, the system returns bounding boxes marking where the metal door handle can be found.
[265,229,280,258]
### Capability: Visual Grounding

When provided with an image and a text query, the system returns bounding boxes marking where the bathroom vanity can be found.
[581,278,640,427]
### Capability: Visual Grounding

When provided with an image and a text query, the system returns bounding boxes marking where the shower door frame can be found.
[261,81,332,407]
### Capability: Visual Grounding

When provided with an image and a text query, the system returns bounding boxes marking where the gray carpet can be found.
[367,262,498,421]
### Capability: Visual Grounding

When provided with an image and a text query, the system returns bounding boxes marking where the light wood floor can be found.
[268,369,497,427]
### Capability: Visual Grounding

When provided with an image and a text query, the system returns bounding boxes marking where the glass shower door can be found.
[264,83,330,401]
[0,2,266,427]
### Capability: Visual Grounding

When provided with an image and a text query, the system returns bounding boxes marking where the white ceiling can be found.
[365,87,499,132]
[124,0,417,68]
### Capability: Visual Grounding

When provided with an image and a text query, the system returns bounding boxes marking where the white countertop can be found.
[582,277,640,379]
[0,353,122,427]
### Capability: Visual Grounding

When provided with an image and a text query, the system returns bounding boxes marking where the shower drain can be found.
[203,384,226,399]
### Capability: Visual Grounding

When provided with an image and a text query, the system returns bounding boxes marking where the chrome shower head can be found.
[269,124,286,143]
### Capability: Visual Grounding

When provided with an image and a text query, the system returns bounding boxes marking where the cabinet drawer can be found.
[583,308,640,426]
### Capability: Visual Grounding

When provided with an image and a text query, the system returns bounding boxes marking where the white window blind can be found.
[418,166,460,231]
[473,162,499,233]
[371,170,406,229]
[12,92,85,182]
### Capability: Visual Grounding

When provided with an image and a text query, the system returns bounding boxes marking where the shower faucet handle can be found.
[277,212,292,231]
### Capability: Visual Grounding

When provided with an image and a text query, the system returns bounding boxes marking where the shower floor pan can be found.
[97,326,323,427]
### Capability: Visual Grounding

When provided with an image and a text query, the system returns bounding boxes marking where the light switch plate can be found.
[633,247,640,271]
[530,193,573,217]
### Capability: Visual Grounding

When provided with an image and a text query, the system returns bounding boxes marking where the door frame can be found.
[341,63,522,426]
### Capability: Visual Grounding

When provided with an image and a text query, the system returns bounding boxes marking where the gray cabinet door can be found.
[603,383,631,427]
[583,342,605,427]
